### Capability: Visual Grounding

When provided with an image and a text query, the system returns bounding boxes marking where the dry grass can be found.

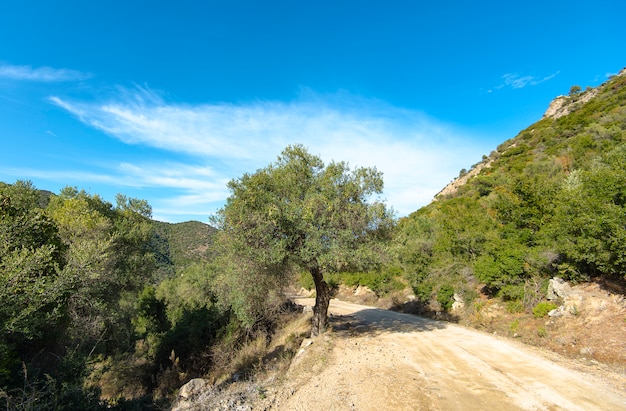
[209,309,311,386]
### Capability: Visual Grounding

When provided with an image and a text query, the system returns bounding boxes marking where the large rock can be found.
[172,378,210,411]
[451,293,465,311]
[547,277,573,300]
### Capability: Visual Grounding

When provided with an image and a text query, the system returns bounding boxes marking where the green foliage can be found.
[213,145,395,332]
[532,302,557,318]
[506,300,525,314]
[392,71,626,312]
[151,221,216,280]
[316,268,405,297]
[436,284,455,311]
[0,181,195,407]
[551,145,626,279]
[298,271,315,290]
[0,181,68,388]
[569,85,582,96]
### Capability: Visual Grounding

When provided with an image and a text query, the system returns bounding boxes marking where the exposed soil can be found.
[256,299,626,410]
[171,281,626,410]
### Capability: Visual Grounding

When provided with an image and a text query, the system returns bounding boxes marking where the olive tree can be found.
[214,145,394,335]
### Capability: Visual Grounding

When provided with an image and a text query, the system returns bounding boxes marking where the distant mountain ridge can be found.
[152,220,216,278]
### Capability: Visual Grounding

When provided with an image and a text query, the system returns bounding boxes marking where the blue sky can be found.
[1,1,624,222]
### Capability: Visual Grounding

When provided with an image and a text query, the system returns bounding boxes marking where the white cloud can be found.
[0,63,91,82]
[0,167,118,184]
[50,87,493,217]
[499,71,560,89]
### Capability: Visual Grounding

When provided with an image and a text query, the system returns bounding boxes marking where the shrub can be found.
[506,300,525,314]
[532,302,557,318]
[436,285,455,311]
[298,272,315,290]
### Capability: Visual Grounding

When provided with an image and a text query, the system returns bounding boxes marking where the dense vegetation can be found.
[0,146,393,408]
[395,70,626,313]
[0,182,266,409]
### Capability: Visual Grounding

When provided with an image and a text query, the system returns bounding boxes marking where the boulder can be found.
[451,293,465,311]
[171,378,210,411]
[547,277,573,300]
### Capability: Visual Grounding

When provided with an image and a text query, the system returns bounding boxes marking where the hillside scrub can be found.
[395,69,626,315]
[0,181,291,409]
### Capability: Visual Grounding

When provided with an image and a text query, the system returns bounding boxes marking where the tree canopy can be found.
[214,144,395,335]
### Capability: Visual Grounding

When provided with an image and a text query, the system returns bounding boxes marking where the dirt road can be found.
[266,298,626,410]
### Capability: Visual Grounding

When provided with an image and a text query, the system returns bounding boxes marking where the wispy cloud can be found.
[0,167,119,185]
[49,86,493,218]
[0,63,91,82]
[494,71,560,91]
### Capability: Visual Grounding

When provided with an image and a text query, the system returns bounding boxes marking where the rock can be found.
[172,378,210,411]
[543,89,599,120]
[548,308,562,317]
[434,159,493,200]
[543,96,568,119]
[298,287,315,297]
[354,285,375,297]
[547,277,573,300]
[451,293,465,311]
[178,378,209,400]
[580,347,594,356]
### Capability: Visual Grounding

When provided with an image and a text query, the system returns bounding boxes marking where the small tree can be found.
[214,145,394,335]
[569,85,582,96]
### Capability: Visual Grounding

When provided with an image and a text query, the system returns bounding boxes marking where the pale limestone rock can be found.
[547,277,573,300]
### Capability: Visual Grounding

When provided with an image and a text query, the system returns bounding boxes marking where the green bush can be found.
[436,285,455,311]
[532,302,557,318]
[298,272,315,290]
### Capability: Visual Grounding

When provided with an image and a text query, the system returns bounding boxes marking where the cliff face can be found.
[543,67,626,120]
[542,89,599,120]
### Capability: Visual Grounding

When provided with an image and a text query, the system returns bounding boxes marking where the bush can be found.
[506,300,525,314]
[436,285,455,311]
[532,302,557,318]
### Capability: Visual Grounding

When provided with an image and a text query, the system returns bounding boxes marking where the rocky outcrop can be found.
[542,89,599,120]
[434,159,492,200]
[547,277,573,300]
[171,378,255,411]
[543,68,626,120]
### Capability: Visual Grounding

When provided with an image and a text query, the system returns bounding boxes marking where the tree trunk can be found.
[310,267,330,336]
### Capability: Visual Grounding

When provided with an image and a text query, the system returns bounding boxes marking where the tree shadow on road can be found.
[329,307,449,338]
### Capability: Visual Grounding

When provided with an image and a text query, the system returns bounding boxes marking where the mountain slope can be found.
[152,220,216,279]
[396,67,626,316]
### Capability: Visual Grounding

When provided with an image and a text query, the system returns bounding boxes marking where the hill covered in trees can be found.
[393,68,626,314]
